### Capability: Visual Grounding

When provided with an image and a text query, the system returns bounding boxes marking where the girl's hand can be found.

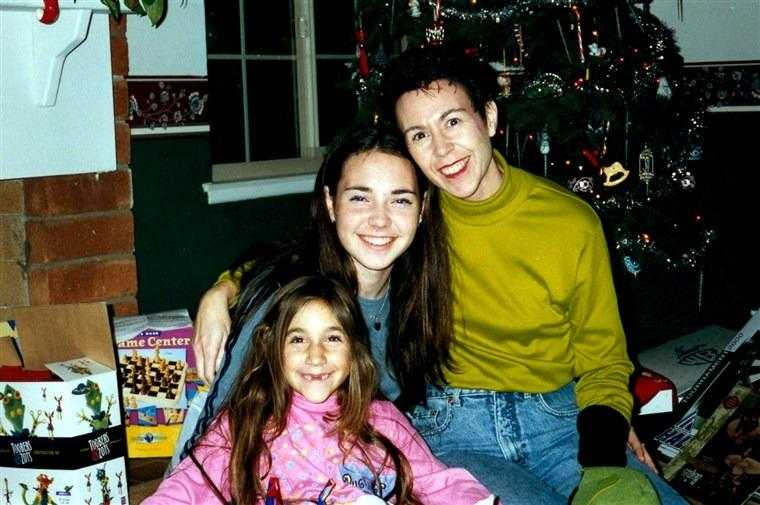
[628,427,658,474]
[193,280,237,385]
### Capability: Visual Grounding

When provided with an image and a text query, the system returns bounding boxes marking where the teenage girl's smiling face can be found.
[325,150,422,283]
[283,300,351,404]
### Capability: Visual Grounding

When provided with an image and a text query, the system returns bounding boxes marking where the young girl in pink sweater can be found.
[143,276,495,505]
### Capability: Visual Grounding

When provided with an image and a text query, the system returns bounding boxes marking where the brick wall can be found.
[0,17,138,316]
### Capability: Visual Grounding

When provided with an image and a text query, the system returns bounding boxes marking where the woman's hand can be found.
[193,280,238,385]
[628,427,658,474]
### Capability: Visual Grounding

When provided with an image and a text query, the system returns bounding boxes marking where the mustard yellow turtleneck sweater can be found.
[440,151,633,420]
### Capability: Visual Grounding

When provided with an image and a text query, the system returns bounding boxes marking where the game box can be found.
[114,309,199,458]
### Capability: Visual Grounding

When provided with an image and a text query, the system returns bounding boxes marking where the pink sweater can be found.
[143,393,493,504]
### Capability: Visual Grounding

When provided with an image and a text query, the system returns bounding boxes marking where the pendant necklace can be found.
[371,284,390,331]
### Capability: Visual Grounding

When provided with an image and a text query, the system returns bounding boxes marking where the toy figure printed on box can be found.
[3,477,12,504]
[19,473,56,505]
[113,309,198,458]
[72,381,116,432]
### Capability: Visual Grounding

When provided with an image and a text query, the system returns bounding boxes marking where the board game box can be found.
[113,309,199,458]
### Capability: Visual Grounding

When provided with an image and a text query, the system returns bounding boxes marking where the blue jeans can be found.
[408,383,687,505]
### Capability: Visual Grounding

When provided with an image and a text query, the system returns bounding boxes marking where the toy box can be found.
[114,309,200,458]
[0,303,128,505]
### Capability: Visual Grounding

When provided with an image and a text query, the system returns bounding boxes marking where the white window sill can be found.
[203,156,322,204]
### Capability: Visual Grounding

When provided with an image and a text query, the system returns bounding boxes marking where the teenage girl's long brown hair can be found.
[309,122,453,409]
[217,276,422,504]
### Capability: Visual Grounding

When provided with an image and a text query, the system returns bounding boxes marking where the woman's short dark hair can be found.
[382,44,500,121]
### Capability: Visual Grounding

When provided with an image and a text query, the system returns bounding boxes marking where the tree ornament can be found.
[681,173,696,190]
[523,73,565,99]
[419,0,593,24]
[571,5,585,64]
[671,169,696,190]
[638,145,654,194]
[569,176,595,194]
[491,61,523,98]
[539,130,550,155]
[600,162,630,187]
[495,69,513,97]
[513,24,525,67]
[623,256,641,276]
[409,0,421,18]
[588,42,606,57]
[373,44,389,66]
[600,120,611,159]
[656,76,672,99]
[355,25,370,79]
[581,148,601,168]
[425,0,445,46]
[539,128,550,176]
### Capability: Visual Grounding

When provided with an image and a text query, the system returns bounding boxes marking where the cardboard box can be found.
[114,309,199,458]
[0,303,128,505]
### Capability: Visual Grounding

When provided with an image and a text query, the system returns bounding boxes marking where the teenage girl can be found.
[143,276,495,505]
[171,121,453,470]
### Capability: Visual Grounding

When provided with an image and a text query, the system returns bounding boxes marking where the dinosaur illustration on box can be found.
[0,385,28,437]
[72,381,115,431]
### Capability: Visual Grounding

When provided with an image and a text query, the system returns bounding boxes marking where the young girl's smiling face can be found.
[283,300,352,403]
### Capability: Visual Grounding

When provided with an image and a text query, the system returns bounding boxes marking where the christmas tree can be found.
[351,0,714,277]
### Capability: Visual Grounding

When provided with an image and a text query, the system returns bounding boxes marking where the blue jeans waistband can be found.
[426,381,575,401]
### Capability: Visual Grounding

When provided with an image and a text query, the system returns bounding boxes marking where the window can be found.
[205,0,357,169]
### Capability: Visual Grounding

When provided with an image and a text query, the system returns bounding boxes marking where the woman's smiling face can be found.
[325,149,422,281]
